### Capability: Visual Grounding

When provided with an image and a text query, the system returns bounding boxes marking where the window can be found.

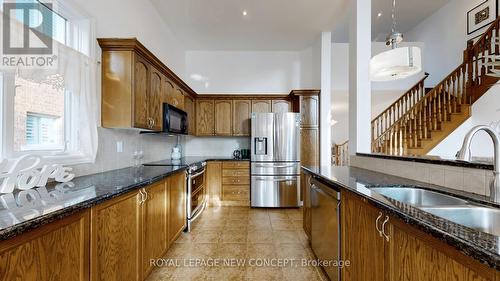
[1,0,98,165]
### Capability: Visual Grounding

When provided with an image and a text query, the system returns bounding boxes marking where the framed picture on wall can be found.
[467,0,498,35]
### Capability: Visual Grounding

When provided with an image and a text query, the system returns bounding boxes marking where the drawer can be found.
[222,176,250,185]
[222,161,250,169]
[222,169,249,177]
[223,185,249,201]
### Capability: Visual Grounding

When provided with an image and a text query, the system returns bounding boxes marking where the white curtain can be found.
[2,2,99,164]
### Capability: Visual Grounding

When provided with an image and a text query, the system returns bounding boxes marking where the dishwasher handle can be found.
[311,178,341,201]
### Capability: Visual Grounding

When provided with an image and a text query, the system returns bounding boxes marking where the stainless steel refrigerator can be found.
[250,112,301,207]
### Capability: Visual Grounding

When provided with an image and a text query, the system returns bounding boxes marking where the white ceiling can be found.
[150,0,451,51]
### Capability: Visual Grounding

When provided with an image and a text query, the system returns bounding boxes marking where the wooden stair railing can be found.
[371,15,500,156]
[333,140,349,166]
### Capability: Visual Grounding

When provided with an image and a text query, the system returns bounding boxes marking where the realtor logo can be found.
[1,1,56,68]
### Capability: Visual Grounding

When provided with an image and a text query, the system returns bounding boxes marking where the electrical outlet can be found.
[116,141,123,153]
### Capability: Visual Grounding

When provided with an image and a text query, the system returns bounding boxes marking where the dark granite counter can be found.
[302,165,500,270]
[0,156,248,242]
[144,156,249,167]
[357,152,494,170]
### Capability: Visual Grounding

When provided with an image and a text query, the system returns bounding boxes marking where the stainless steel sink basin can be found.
[420,206,500,236]
[370,187,469,207]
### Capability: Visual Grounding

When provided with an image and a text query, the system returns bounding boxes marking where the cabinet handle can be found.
[375,212,383,237]
[138,189,145,204]
[381,216,390,242]
[143,189,149,202]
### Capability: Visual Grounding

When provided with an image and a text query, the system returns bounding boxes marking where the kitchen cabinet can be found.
[214,100,233,136]
[0,211,89,281]
[301,171,312,239]
[342,191,385,281]
[207,161,222,206]
[142,180,168,277]
[272,99,292,113]
[196,99,215,136]
[233,100,251,136]
[221,161,250,205]
[251,100,271,113]
[300,128,319,167]
[98,38,197,130]
[184,94,196,135]
[91,190,142,281]
[300,96,319,127]
[168,171,187,245]
[342,190,498,281]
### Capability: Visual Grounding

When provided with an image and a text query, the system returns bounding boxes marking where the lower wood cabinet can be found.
[142,181,168,277]
[342,190,499,281]
[207,161,222,206]
[221,161,250,205]
[91,190,142,281]
[0,211,89,281]
[168,171,187,245]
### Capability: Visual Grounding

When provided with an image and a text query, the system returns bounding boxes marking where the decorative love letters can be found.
[0,155,75,193]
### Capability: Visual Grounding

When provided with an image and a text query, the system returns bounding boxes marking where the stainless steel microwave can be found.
[163,104,188,135]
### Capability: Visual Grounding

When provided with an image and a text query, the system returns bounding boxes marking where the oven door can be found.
[164,104,188,135]
[250,175,300,207]
[188,168,206,219]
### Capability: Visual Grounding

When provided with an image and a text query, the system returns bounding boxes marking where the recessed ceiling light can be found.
[242,10,248,16]
[377,12,382,17]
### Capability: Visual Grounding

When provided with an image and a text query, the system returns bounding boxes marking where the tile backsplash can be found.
[350,155,494,196]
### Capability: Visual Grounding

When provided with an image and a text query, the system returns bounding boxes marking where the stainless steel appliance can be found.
[250,112,301,207]
[163,104,188,135]
[311,177,341,281]
[186,161,207,231]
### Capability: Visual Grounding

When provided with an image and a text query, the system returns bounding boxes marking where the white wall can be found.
[331,42,425,144]
[185,49,315,93]
[406,0,492,87]
[68,0,187,176]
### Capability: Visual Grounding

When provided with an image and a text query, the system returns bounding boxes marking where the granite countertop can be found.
[0,156,248,242]
[357,152,494,170]
[302,165,500,270]
[144,156,250,166]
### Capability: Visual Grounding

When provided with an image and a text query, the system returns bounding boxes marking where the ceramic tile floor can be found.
[146,206,327,281]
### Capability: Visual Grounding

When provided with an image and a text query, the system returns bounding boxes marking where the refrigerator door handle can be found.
[253,163,297,168]
[253,176,297,182]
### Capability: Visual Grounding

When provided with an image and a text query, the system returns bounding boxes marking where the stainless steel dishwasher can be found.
[310,177,341,281]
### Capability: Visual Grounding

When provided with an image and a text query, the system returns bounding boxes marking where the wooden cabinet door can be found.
[184,95,196,135]
[163,78,175,106]
[149,67,163,131]
[342,191,385,281]
[133,54,150,129]
[251,100,271,113]
[214,100,233,136]
[207,161,222,206]
[168,171,187,245]
[173,87,185,110]
[386,218,496,281]
[91,191,142,281]
[272,99,292,113]
[142,181,168,277]
[196,99,215,136]
[301,171,312,239]
[0,211,89,281]
[233,100,251,136]
[300,96,319,126]
[300,128,319,166]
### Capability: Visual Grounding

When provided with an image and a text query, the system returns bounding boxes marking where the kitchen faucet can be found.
[456,125,500,203]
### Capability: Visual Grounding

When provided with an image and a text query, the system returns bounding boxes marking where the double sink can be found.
[371,187,500,237]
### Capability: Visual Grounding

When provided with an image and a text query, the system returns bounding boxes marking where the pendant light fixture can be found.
[370,0,422,81]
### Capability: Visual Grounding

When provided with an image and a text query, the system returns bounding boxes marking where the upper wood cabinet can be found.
[184,95,196,135]
[196,99,215,136]
[214,100,233,136]
[272,99,292,113]
[98,38,197,131]
[233,100,251,136]
[0,211,89,281]
[251,100,271,113]
[91,190,142,281]
[300,96,319,127]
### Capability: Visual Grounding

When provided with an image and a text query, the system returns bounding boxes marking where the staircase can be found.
[371,16,500,156]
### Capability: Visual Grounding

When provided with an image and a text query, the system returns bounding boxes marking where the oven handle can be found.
[253,163,297,168]
[189,168,206,179]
